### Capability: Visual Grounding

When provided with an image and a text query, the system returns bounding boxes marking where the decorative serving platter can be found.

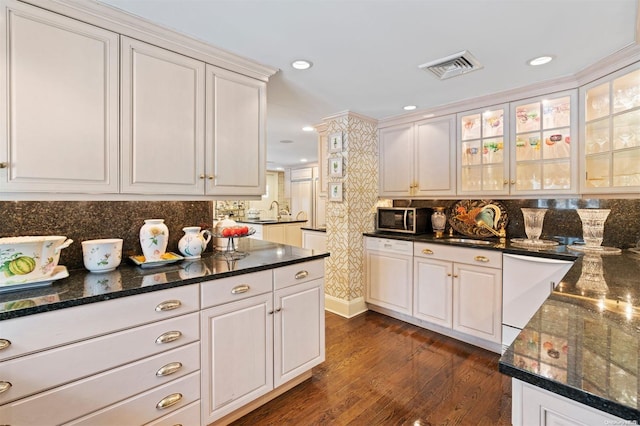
[129,252,184,268]
[0,266,69,293]
[510,238,559,248]
[448,200,508,238]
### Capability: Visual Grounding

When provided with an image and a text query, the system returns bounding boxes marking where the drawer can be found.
[65,371,200,426]
[0,284,199,362]
[144,400,200,426]
[365,237,413,255]
[0,313,199,405]
[274,259,324,290]
[0,342,200,425]
[414,242,502,268]
[201,270,272,308]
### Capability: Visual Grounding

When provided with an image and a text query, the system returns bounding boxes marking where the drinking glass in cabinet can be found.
[612,150,640,186]
[612,109,640,150]
[516,103,541,133]
[542,130,571,159]
[482,138,503,164]
[482,165,504,191]
[586,83,610,121]
[613,68,640,113]
[543,162,571,190]
[461,114,481,140]
[516,163,542,191]
[585,155,610,188]
[585,120,610,154]
[482,110,504,137]
[541,97,571,129]
[462,141,481,166]
[516,134,542,161]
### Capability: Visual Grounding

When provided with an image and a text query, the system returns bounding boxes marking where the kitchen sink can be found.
[444,238,495,245]
[247,219,278,223]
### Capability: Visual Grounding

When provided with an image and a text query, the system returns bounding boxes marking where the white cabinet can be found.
[511,378,626,426]
[379,115,456,198]
[581,62,640,193]
[0,0,119,193]
[413,242,502,348]
[364,237,413,315]
[302,229,327,252]
[205,65,266,197]
[249,222,304,247]
[120,36,206,195]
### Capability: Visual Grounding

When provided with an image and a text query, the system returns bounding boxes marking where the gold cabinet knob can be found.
[0,339,10,350]
[0,162,7,169]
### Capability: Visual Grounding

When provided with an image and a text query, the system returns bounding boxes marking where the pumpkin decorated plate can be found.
[0,266,68,293]
[448,200,508,238]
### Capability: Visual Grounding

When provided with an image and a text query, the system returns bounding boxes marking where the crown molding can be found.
[20,0,278,81]
[322,110,378,125]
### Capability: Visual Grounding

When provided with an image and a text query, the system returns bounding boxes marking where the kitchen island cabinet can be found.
[0,239,329,426]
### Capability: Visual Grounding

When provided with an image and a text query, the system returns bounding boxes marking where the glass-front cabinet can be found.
[458,104,508,194]
[457,91,577,196]
[581,64,640,193]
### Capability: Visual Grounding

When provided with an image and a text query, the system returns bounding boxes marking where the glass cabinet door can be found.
[458,105,508,194]
[510,90,577,194]
[582,64,640,192]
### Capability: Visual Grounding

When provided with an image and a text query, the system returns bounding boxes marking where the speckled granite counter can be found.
[0,238,329,321]
[364,231,640,420]
[236,219,308,225]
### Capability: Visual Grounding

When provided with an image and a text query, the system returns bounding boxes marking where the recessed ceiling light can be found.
[300,158,308,163]
[280,139,294,144]
[291,60,312,70]
[528,56,553,66]
[403,105,417,111]
[302,126,315,132]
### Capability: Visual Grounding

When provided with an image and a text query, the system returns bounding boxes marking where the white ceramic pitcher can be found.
[178,226,212,259]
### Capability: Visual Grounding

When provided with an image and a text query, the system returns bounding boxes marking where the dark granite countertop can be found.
[301,227,326,233]
[364,231,640,420]
[0,239,329,321]
[237,218,309,225]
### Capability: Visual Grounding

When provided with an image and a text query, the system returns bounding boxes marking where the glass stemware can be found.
[521,208,547,242]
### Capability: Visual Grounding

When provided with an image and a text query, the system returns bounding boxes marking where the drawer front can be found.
[201,270,272,308]
[0,284,199,362]
[144,400,200,426]
[65,371,200,426]
[414,243,502,268]
[0,313,199,405]
[274,259,325,290]
[0,342,200,425]
[365,237,413,255]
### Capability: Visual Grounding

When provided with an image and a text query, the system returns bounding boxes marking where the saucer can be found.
[0,266,69,293]
[568,244,622,254]
[510,238,559,248]
[129,252,184,269]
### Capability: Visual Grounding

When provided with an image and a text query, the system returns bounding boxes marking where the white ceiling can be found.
[99,0,638,169]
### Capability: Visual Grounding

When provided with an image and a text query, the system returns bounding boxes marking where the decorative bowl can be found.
[0,236,73,285]
[82,238,123,272]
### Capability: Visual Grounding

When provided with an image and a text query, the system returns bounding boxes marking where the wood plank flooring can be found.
[231,311,512,426]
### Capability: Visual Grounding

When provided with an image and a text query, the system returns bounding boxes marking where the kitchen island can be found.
[236,218,308,247]
[0,239,329,425]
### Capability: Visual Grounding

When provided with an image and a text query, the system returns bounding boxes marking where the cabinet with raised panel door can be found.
[378,115,456,198]
[414,242,502,351]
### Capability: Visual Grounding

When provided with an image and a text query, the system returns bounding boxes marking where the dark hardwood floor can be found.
[232,311,512,426]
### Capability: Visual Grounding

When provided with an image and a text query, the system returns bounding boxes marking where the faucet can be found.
[476,220,506,242]
[269,201,280,220]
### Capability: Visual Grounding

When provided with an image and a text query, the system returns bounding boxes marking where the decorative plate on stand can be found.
[448,200,508,238]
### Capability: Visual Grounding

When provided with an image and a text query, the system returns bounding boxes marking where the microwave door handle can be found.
[403,210,408,231]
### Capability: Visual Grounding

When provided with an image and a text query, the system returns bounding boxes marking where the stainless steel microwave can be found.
[376,207,432,234]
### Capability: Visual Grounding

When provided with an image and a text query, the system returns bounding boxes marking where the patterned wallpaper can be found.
[324,112,379,301]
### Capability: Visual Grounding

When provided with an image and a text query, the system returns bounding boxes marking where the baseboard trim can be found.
[324,295,367,318]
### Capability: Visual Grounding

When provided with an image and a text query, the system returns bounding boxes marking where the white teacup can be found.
[82,239,123,272]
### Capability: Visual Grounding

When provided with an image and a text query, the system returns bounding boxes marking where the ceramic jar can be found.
[431,207,447,236]
[178,226,212,259]
[139,219,169,261]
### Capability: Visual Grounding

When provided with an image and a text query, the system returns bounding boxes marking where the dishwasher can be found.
[502,253,575,353]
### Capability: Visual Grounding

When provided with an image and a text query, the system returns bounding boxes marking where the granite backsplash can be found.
[392,199,640,249]
[1,201,214,270]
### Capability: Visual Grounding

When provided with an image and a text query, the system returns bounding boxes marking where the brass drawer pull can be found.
[231,285,250,294]
[422,249,434,255]
[156,392,183,409]
[0,339,11,350]
[0,162,7,169]
[0,381,12,394]
[156,362,183,377]
[474,256,490,263]
[156,300,182,312]
[295,270,309,280]
[155,331,182,344]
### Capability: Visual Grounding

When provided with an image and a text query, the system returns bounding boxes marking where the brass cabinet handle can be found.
[208,175,214,180]
[156,392,183,409]
[295,270,309,280]
[447,273,452,277]
[199,174,205,179]
[503,179,509,185]
[231,285,250,294]
[0,162,7,169]
[155,331,182,344]
[156,362,183,377]
[474,256,490,263]
[155,300,182,312]
[0,339,11,350]
[0,381,12,394]
[510,179,516,185]
[453,274,459,278]
[422,249,434,255]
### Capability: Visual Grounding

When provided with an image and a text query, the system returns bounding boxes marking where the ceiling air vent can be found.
[419,50,483,80]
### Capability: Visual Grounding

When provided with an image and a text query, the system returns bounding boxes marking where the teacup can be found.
[82,239,123,272]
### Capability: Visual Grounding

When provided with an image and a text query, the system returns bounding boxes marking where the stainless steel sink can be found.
[248,219,278,223]
[444,238,494,245]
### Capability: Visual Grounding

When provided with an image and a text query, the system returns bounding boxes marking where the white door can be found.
[413,257,453,328]
[291,179,312,223]
[414,115,457,196]
[365,249,413,315]
[120,36,205,195]
[1,0,119,193]
[273,279,325,387]
[200,293,273,424]
[205,65,266,196]
[378,123,414,197]
[453,263,502,343]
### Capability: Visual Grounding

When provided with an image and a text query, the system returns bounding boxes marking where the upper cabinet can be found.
[457,90,578,197]
[120,37,206,195]
[379,115,456,198]
[581,63,640,193]
[0,0,119,194]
